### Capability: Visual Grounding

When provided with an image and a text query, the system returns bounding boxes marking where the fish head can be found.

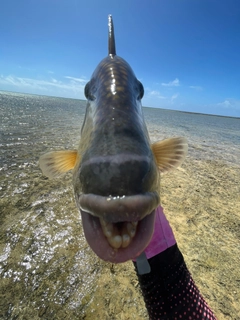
[73,16,160,263]
[77,55,160,198]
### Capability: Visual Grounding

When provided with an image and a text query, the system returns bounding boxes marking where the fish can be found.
[39,15,188,263]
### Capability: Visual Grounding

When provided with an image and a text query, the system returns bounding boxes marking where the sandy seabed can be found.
[80,158,240,320]
[0,96,239,320]
[1,156,240,320]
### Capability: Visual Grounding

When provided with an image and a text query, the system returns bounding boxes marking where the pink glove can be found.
[133,206,176,274]
[133,206,176,262]
[144,206,176,259]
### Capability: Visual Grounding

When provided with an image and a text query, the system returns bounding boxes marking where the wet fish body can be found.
[39,16,187,263]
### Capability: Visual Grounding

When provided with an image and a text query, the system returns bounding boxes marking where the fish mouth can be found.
[78,192,159,263]
[80,210,156,263]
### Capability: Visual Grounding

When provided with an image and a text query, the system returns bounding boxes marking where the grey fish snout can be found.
[79,154,154,197]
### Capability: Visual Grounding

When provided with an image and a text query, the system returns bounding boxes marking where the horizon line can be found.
[0,89,239,120]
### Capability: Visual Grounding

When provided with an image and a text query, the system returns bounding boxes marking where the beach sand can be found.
[79,158,240,320]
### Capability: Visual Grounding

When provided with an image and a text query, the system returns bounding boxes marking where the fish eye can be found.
[84,82,96,101]
[137,80,144,99]
[84,82,90,99]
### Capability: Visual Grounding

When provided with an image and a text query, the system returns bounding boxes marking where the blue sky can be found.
[1,0,240,117]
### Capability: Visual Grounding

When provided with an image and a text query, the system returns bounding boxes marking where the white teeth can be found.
[108,235,122,249]
[99,218,113,238]
[122,234,131,248]
[105,229,113,238]
[99,218,138,249]
[127,222,137,238]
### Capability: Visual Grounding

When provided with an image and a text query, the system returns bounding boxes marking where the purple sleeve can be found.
[133,244,217,319]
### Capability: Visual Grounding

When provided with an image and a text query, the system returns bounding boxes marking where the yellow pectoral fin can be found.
[39,150,78,179]
[151,137,188,173]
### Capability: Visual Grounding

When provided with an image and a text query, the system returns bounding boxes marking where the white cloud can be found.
[148,90,166,99]
[202,98,240,116]
[189,85,203,91]
[161,78,180,87]
[143,86,179,108]
[18,66,36,72]
[0,74,88,99]
[217,99,240,111]
[171,93,179,102]
[51,78,58,83]
[65,76,87,83]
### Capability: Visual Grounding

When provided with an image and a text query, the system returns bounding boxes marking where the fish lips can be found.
[78,192,159,223]
[77,192,159,263]
[80,209,156,263]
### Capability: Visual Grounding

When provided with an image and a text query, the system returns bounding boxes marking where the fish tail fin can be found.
[39,150,78,179]
[151,137,188,173]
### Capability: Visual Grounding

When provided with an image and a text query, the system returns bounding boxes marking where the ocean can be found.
[0,91,239,319]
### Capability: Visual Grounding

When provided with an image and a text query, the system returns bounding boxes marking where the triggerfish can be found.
[39,15,187,263]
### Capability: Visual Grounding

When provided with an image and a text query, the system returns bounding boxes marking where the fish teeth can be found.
[99,218,138,249]
[99,218,113,238]
[108,235,122,249]
[127,222,137,238]
[122,234,131,248]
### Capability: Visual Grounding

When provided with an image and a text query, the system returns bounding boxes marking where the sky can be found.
[1,0,240,117]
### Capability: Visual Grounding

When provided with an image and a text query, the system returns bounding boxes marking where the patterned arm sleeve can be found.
[133,244,217,320]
